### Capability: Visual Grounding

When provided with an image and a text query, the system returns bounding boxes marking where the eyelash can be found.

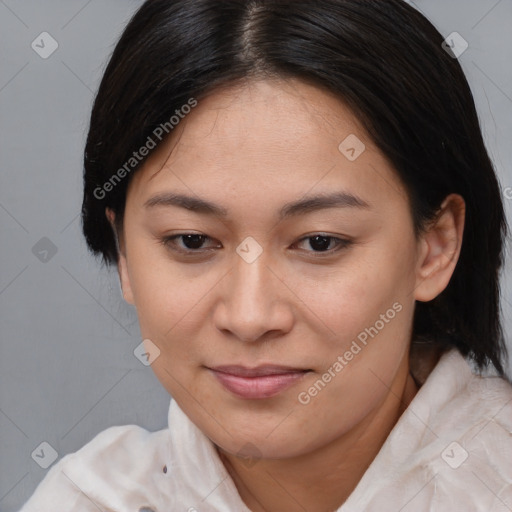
[160,233,352,258]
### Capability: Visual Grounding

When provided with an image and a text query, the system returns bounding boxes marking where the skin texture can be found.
[107,78,465,511]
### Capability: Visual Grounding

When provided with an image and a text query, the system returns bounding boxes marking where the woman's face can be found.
[116,78,426,459]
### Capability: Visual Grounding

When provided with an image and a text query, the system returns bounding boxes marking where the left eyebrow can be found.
[143,191,370,219]
[278,191,370,220]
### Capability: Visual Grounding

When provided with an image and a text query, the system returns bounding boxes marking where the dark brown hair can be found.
[81,0,509,376]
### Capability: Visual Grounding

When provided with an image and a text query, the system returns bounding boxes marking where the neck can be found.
[217,363,418,512]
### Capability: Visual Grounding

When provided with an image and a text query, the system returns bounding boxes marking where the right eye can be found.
[160,233,221,254]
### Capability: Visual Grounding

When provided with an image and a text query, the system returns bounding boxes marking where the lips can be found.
[208,365,311,399]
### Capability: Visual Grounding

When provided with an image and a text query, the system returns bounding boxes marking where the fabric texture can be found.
[20,349,512,512]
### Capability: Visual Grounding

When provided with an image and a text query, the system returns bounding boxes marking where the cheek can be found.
[283,245,415,345]
[125,238,214,343]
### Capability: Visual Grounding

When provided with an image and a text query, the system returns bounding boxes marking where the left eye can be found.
[161,233,350,255]
[294,234,350,254]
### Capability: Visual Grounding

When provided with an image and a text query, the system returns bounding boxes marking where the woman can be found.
[21,0,512,510]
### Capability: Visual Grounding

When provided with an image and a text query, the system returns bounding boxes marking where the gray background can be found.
[0,1,511,510]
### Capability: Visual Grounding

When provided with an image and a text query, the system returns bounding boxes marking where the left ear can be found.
[414,193,465,302]
[105,207,135,305]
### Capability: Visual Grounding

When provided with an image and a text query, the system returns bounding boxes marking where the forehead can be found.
[150,78,368,165]
[126,78,408,217]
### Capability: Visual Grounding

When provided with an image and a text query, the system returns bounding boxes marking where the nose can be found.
[213,250,294,343]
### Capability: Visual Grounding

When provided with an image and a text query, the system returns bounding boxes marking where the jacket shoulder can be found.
[20,424,169,512]
[419,373,512,511]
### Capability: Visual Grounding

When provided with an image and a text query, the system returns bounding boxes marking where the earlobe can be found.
[117,250,135,305]
[105,208,135,305]
[414,194,465,302]
[105,207,116,227]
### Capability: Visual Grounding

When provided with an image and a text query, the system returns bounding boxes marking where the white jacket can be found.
[20,349,512,511]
